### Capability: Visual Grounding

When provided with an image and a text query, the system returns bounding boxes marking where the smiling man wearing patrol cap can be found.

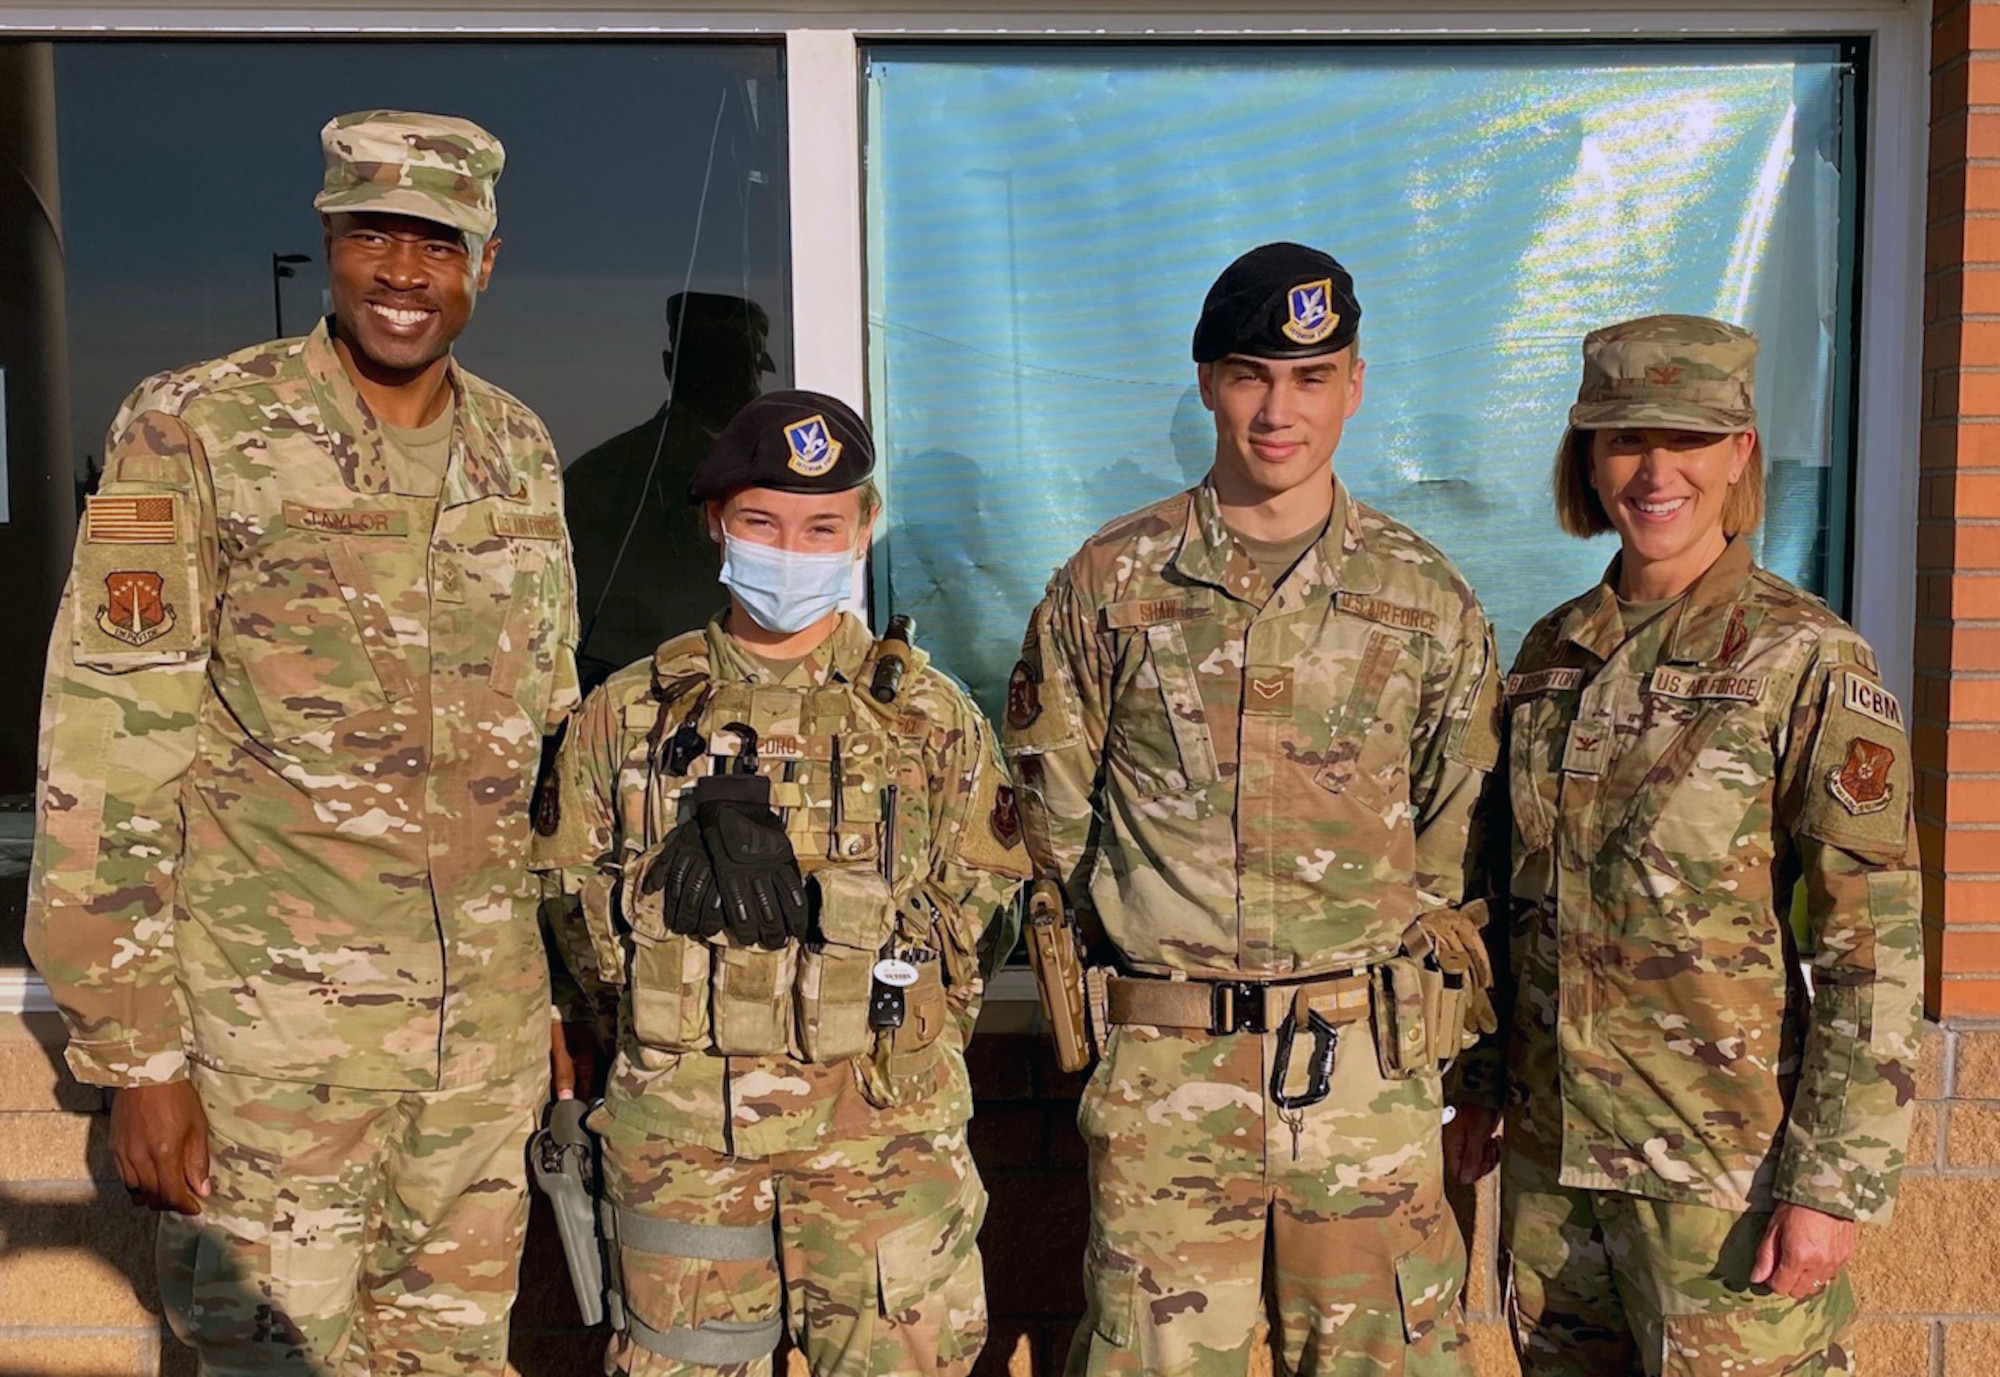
[534,390,1027,1377]
[26,110,578,1375]
[1005,242,1502,1376]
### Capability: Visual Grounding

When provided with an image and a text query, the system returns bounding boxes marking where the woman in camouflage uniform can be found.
[1457,315,1922,1376]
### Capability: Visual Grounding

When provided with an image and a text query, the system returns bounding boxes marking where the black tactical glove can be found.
[691,774,809,950]
[639,820,726,940]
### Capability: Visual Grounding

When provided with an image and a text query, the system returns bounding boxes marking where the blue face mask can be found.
[718,534,856,635]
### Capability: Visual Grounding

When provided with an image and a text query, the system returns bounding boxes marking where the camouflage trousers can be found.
[157,1062,544,1377]
[1069,1021,1469,1377]
[594,1111,988,1377]
[1501,1147,1857,1377]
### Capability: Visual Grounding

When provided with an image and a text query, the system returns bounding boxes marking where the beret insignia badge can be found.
[1281,279,1339,346]
[783,415,841,477]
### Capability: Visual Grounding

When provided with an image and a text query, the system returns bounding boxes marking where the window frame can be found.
[0,2,1926,1012]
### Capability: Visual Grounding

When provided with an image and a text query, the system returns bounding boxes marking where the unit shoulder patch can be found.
[954,761,1032,880]
[1829,737,1897,816]
[1006,660,1041,730]
[1842,672,1904,732]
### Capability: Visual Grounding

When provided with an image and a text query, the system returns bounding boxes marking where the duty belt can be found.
[1104,970,1374,1113]
[1104,971,1370,1036]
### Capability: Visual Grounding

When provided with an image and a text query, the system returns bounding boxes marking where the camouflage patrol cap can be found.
[312,110,505,238]
[688,391,875,502]
[1566,314,1759,434]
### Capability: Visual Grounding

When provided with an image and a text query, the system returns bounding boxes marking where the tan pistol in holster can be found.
[1026,878,1095,1073]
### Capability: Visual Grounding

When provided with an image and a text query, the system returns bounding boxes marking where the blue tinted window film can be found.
[865,42,1856,712]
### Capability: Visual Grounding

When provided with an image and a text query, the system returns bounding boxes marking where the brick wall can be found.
[1923,0,2000,1019]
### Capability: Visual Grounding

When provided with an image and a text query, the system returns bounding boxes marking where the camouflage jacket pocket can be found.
[216,525,411,744]
[1314,628,1414,810]
[1106,613,1217,798]
[1610,690,1772,870]
[1505,693,1568,858]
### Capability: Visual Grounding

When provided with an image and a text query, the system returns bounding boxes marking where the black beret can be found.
[1191,242,1361,363]
[686,390,875,503]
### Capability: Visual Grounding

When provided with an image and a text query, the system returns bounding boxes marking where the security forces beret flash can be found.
[1191,242,1361,363]
[687,391,875,502]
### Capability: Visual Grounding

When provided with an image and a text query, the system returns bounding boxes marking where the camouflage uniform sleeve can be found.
[543,447,583,733]
[1771,634,1924,1223]
[530,678,632,1014]
[925,695,1030,1040]
[24,399,221,1087]
[1408,600,1502,911]
[1000,570,1101,918]
[1411,603,1505,1109]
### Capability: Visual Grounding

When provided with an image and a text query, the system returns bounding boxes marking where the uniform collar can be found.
[1560,537,1758,665]
[302,318,525,504]
[1169,476,1379,606]
[705,611,875,687]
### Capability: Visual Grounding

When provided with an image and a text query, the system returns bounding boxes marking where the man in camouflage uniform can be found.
[1005,242,1500,1377]
[25,110,578,1375]
[1453,316,1923,1375]
[535,391,1026,1377]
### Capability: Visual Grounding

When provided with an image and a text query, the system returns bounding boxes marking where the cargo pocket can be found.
[855,960,950,1109]
[489,541,555,724]
[1661,1298,1837,1377]
[1506,697,1564,861]
[709,938,798,1057]
[1393,1220,1465,1345]
[831,731,887,865]
[620,843,713,1053]
[216,530,408,744]
[1083,1233,1139,1348]
[797,868,894,1064]
[875,1171,989,1365]
[1372,956,1430,1081]
[616,1226,784,1370]
[1107,619,1217,799]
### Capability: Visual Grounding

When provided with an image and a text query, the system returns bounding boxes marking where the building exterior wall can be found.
[3,3,1996,1375]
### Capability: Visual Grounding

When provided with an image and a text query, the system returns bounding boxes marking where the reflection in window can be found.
[55,40,791,694]
[0,40,791,964]
[866,43,1858,711]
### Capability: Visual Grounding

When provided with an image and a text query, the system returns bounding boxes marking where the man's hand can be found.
[1750,1202,1857,1300]
[550,1018,602,1102]
[109,1081,211,1215]
[1443,1103,1502,1185]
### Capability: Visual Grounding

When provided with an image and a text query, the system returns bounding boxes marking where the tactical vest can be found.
[598,639,962,1095]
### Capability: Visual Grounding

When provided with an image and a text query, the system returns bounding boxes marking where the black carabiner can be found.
[720,721,760,776]
[1268,1011,1339,1111]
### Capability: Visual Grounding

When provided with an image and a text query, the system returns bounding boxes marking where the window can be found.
[866,42,1860,711]
[0,38,790,965]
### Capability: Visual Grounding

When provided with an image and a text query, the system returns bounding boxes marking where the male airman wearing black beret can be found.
[1005,242,1500,1376]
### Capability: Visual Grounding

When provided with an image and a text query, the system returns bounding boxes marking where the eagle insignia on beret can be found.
[1281,279,1339,346]
[783,415,841,477]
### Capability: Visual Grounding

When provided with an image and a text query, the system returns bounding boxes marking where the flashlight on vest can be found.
[868,615,916,705]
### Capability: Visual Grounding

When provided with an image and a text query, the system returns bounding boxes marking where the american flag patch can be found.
[86,494,177,544]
